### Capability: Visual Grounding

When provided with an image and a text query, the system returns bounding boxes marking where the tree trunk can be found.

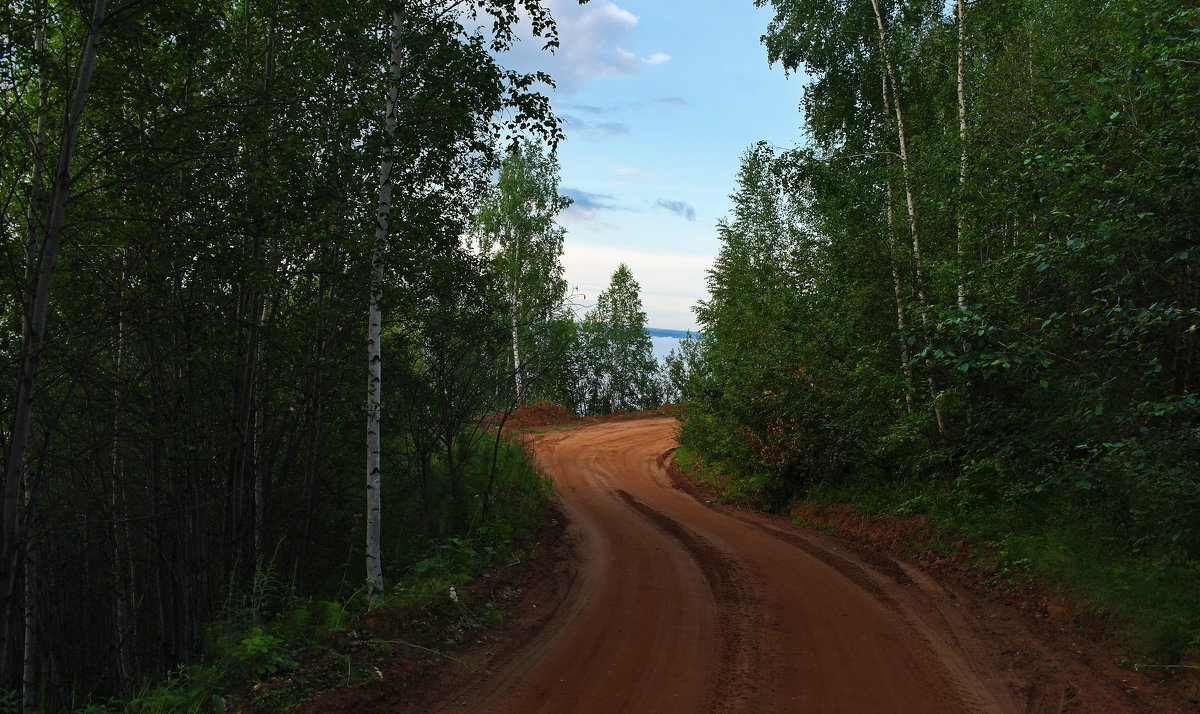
[511,312,525,406]
[366,5,405,602]
[294,271,327,594]
[19,488,35,714]
[955,0,968,311]
[885,177,916,412]
[871,0,948,438]
[252,298,270,577]
[510,233,526,406]
[19,11,49,706]
[22,3,50,340]
[2,0,106,683]
[110,253,136,697]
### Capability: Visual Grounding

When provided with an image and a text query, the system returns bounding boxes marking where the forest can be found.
[675,0,1200,665]
[0,0,667,709]
[2,0,1199,710]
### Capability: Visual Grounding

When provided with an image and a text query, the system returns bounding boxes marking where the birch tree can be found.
[0,0,575,702]
[471,139,571,407]
[365,3,404,605]
[365,0,570,601]
[759,0,948,437]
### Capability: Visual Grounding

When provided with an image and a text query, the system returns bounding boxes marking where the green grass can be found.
[673,446,776,505]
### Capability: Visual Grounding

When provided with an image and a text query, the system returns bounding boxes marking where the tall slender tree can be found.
[2,0,106,691]
[471,138,571,407]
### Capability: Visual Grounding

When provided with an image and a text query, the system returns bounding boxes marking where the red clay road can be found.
[436,418,1024,713]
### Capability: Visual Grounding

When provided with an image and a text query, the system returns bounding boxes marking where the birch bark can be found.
[510,235,526,406]
[870,0,948,437]
[886,177,916,412]
[22,5,49,340]
[366,5,405,601]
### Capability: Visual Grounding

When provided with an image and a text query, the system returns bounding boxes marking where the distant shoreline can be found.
[646,327,700,339]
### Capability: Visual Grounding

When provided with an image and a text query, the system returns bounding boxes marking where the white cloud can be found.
[561,243,711,331]
[502,1,670,94]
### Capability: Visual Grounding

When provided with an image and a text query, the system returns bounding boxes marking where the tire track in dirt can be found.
[614,488,766,713]
[430,418,1031,713]
[703,506,1013,714]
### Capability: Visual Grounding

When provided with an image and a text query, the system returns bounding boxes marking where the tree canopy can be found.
[578,263,661,414]
[681,0,1200,631]
[0,0,573,705]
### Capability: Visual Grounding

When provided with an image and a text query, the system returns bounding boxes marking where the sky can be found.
[497,0,807,331]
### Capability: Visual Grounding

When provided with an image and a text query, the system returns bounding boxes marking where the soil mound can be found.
[498,402,584,429]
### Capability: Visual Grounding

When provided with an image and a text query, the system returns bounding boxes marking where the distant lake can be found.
[646,328,697,340]
[647,328,700,363]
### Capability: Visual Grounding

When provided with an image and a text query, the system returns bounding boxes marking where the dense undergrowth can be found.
[25,438,550,714]
[672,0,1200,668]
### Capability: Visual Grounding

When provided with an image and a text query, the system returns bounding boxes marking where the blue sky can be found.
[500,1,806,331]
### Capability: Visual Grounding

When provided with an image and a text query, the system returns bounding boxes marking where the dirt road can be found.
[435,418,1026,713]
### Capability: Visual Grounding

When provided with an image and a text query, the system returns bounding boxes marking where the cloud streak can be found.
[562,188,618,223]
[615,166,662,183]
[654,199,697,221]
[562,114,630,142]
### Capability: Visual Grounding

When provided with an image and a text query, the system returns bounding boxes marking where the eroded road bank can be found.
[436,417,1023,714]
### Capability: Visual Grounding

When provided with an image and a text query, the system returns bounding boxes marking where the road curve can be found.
[437,418,1022,714]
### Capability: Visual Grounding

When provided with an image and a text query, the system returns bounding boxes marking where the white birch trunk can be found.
[366,6,404,602]
[870,0,926,304]
[885,177,916,412]
[22,5,49,340]
[510,235,525,405]
[3,0,106,681]
[871,0,948,438]
[511,312,525,406]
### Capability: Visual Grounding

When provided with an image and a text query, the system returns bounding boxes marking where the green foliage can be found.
[801,472,1200,661]
[381,429,550,567]
[0,0,570,705]
[576,264,662,414]
[125,666,227,714]
[230,629,295,680]
[471,138,576,407]
[116,437,547,711]
[681,0,1200,659]
[0,691,19,714]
